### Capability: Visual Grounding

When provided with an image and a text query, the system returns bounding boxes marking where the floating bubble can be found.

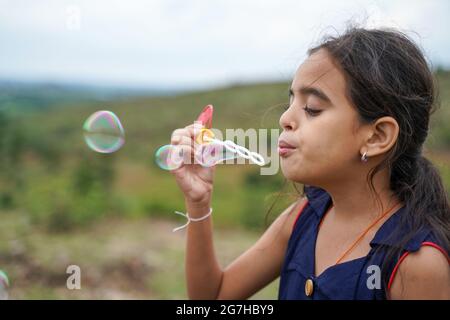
[83,110,125,153]
[155,144,185,170]
[0,270,9,300]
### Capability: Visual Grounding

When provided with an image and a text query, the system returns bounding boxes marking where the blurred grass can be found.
[0,72,449,299]
[0,213,279,299]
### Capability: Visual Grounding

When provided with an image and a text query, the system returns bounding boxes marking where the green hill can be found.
[1,74,449,232]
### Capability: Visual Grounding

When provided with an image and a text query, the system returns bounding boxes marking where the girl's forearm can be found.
[184,201,223,299]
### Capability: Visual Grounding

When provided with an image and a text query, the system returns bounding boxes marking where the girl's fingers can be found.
[184,123,204,141]
[171,123,204,145]
[176,135,193,147]
[165,145,192,172]
[171,128,190,144]
[176,144,194,165]
[169,141,206,168]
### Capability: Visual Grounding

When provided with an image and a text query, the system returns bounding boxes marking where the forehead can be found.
[292,49,349,104]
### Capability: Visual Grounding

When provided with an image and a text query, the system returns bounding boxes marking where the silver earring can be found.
[361,152,368,162]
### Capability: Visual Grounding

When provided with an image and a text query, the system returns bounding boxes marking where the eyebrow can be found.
[289,86,331,103]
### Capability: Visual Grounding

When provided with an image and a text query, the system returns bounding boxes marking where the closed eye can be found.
[303,105,322,116]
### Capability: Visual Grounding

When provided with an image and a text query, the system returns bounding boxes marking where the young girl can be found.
[169,27,450,300]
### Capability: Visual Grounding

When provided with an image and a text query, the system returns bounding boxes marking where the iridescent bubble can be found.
[155,144,185,170]
[83,110,125,153]
[0,270,9,300]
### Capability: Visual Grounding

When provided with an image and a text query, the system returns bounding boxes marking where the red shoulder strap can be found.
[387,241,450,292]
[292,200,309,232]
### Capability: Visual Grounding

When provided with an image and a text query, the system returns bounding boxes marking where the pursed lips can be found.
[278,139,297,156]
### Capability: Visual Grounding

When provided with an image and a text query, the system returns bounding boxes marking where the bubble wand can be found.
[155,105,265,170]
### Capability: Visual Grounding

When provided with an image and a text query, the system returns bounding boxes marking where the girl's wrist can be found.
[172,207,212,232]
[185,200,211,218]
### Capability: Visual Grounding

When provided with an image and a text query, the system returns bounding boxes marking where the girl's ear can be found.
[362,116,399,158]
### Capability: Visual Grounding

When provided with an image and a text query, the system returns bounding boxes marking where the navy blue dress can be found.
[278,185,449,300]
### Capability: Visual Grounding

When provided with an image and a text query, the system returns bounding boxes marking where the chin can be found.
[280,158,303,182]
[280,156,320,186]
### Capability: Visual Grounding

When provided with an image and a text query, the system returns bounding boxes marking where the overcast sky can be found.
[0,0,449,89]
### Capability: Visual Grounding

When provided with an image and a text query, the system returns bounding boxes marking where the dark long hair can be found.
[305,26,450,288]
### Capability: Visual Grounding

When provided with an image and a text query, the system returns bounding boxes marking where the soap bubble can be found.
[155,144,185,170]
[83,110,125,153]
[0,270,9,300]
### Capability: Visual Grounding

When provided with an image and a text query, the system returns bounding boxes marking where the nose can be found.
[279,106,297,131]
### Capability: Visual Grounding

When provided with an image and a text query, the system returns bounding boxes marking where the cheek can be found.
[301,115,358,170]
[280,111,361,182]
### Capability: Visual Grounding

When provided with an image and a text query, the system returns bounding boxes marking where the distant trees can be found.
[0,110,25,208]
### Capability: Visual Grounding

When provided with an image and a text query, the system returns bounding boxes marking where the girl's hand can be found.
[170,123,215,208]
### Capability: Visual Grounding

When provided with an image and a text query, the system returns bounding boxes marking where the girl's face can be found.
[279,49,369,186]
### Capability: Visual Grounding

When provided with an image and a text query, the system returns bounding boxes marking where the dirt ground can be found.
[0,214,279,299]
